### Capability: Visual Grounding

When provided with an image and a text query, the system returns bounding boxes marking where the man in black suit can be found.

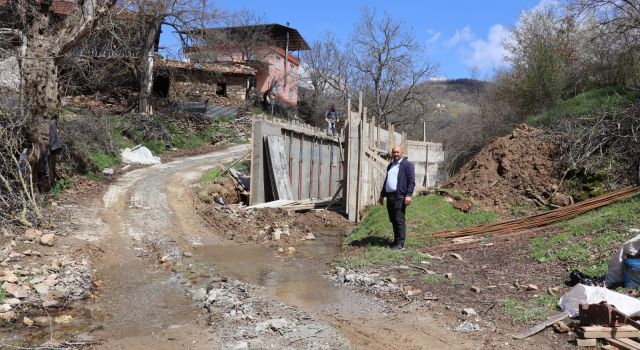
[378,146,415,250]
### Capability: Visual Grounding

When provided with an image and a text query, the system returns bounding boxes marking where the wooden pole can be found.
[356,106,366,222]
[423,121,426,142]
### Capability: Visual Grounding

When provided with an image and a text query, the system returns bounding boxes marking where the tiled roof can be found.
[0,0,77,15]
[157,60,256,76]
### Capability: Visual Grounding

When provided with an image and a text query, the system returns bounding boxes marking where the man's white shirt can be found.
[384,158,402,193]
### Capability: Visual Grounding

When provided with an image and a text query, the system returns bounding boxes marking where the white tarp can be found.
[559,283,640,317]
[121,145,160,165]
[606,234,640,286]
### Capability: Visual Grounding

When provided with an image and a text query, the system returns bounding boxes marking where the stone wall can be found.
[0,56,20,92]
[167,71,248,103]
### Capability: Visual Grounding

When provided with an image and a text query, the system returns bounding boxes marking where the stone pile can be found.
[0,229,94,323]
[327,266,403,295]
[188,278,349,349]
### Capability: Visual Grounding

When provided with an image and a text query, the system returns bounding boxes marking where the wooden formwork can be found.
[342,94,444,222]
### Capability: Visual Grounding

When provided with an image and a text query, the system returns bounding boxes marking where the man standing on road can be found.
[378,146,415,250]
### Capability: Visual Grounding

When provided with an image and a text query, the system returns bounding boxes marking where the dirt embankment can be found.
[448,125,566,212]
[196,198,350,246]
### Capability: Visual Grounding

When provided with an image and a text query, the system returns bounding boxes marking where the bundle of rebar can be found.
[431,186,640,239]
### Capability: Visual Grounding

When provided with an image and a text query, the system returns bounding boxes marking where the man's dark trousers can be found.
[386,192,406,247]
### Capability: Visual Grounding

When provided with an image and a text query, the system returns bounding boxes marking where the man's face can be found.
[391,147,403,162]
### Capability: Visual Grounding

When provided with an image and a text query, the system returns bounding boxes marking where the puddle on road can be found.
[192,229,344,309]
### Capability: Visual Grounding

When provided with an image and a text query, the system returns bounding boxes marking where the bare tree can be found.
[299,32,349,125]
[190,8,270,63]
[348,7,436,125]
[97,0,221,114]
[0,0,115,195]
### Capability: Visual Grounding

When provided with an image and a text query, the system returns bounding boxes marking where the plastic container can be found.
[623,258,640,288]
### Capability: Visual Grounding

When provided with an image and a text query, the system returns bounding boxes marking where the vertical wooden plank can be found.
[369,117,374,148]
[356,106,367,222]
[389,123,396,151]
[288,131,293,190]
[318,139,322,197]
[345,99,353,220]
[298,132,303,200]
[265,136,294,200]
[425,143,430,188]
[376,123,381,149]
[402,131,407,152]
[423,121,426,142]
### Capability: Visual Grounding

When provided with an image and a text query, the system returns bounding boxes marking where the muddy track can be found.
[68,145,472,349]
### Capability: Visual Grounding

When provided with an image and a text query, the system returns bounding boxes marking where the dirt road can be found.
[65,145,473,349]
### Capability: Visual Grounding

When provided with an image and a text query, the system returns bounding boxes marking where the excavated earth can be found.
[448,125,565,214]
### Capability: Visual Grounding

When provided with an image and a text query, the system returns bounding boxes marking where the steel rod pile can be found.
[432,186,640,239]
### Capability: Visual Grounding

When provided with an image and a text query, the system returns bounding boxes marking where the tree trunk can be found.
[138,19,161,115]
[22,21,61,191]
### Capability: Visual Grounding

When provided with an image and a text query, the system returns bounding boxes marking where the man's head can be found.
[391,146,403,162]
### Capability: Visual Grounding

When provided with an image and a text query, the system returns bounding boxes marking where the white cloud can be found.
[429,76,447,82]
[444,26,474,49]
[426,30,442,46]
[462,24,512,74]
[533,0,559,12]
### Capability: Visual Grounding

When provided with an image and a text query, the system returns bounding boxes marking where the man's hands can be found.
[379,196,412,205]
[404,196,412,206]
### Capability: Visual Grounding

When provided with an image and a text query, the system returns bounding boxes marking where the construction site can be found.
[2,1,640,350]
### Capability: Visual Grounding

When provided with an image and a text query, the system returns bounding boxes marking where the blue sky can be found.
[160,0,558,80]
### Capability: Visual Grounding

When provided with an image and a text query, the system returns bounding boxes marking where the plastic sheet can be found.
[121,145,161,165]
[606,234,640,286]
[559,283,640,318]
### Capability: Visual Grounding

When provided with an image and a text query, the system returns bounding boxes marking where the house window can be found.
[288,88,294,100]
[273,83,280,94]
[216,83,227,96]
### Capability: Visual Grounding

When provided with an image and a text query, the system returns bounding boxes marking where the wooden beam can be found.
[606,338,640,350]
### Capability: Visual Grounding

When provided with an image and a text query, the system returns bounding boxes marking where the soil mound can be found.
[448,125,562,211]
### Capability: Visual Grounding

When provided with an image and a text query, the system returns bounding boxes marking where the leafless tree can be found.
[347,7,437,125]
[116,0,220,115]
[299,32,349,125]
[189,8,270,64]
[0,0,115,197]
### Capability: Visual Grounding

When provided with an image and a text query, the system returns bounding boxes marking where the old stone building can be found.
[154,60,255,105]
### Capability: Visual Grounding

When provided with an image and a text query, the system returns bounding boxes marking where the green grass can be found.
[0,286,5,301]
[339,195,497,266]
[202,167,224,183]
[528,87,640,127]
[88,149,120,170]
[421,274,445,283]
[500,293,560,323]
[530,196,640,274]
[49,178,74,199]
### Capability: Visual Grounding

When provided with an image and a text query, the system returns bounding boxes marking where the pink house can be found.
[186,24,309,106]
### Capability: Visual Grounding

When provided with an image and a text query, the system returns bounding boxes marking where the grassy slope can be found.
[339,195,497,267]
[527,86,640,126]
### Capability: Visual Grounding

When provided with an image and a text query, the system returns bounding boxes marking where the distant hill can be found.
[420,79,487,118]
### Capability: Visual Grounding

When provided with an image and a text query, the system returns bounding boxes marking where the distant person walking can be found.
[378,146,415,250]
[325,105,338,136]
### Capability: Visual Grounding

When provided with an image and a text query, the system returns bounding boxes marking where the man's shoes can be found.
[390,245,405,251]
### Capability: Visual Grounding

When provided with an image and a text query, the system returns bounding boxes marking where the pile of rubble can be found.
[326,266,404,296]
[189,277,349,349]
[0,228,94,324]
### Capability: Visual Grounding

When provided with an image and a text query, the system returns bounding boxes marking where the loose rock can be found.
[23,316,34,326]
[552,321,570,333]
[25,229,42,241]
[454,320,481,332]
[462,308,477,316]
[40,234,56,246]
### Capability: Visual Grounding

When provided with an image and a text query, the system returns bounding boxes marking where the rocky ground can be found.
[0,225,96,337]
